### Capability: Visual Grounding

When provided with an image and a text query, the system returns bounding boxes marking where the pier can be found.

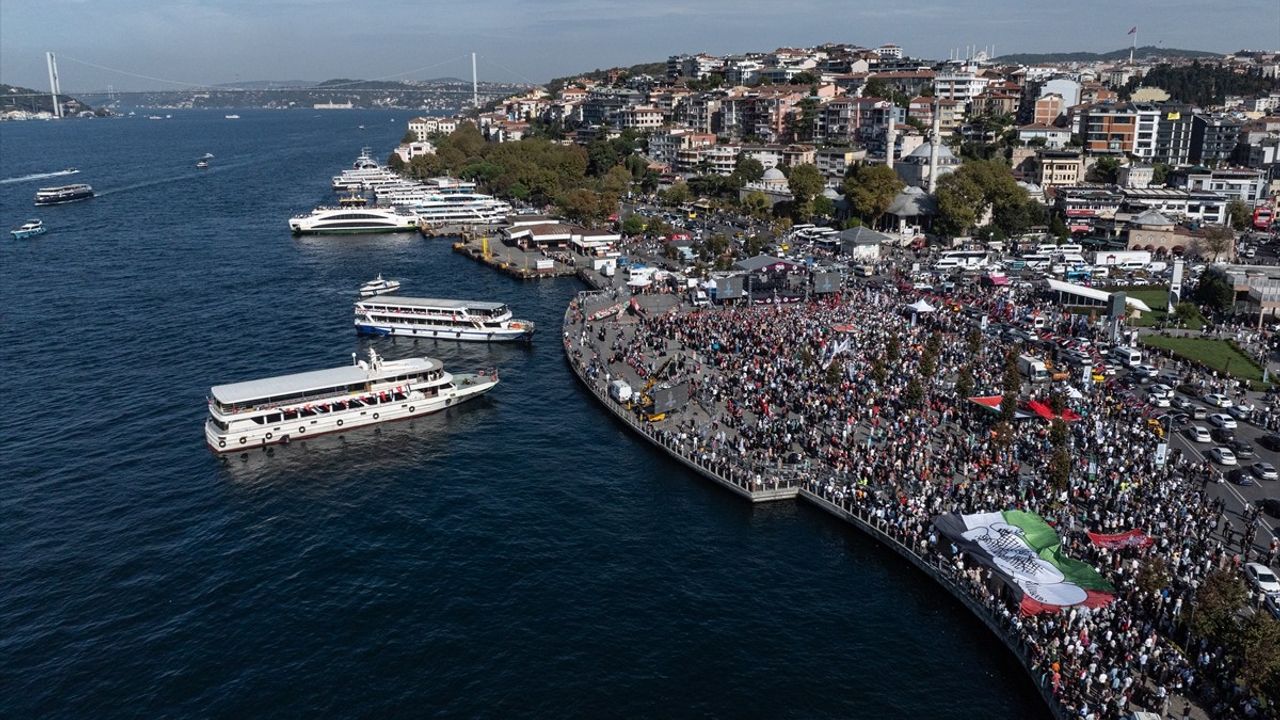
[451,234,578,281]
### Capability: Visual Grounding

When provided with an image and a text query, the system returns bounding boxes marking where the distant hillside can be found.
[548,61,668,92]
[215,80,316,90]
[0,83,91,114]
[996,46,1220,64]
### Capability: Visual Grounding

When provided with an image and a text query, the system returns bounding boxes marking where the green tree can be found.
[1086,156,1122,184]
[1236,612,1280,695]
[787,163,825,218]
[811,195,835,219]
[401,130,418,144]
[557,188,608,225]
[843,164,905,226]
[601,165,633,196]
[1047,447,1071,490]
[646,218,672,239]
[935,171,985,235]
[1151,162,1172,186]
[904,378,924,407]
[661,182,691,207]
[1226,199,1250,231]
[1048,214,1070,241]
[621,214,647,236]
[1173,302,1203,326]
[742,191,770,218]
[1191,567,1247,645]
[1194,268,1234,311]
[735,157,765,183]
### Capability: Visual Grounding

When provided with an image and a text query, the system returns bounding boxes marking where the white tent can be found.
[906,299,936,314]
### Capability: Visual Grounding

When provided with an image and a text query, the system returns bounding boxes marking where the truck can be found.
[607,380,633,404]
[1090,250,1152,269]
[1017,354,1049,383]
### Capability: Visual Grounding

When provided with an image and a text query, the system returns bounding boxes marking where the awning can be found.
[907,299,936,313]
[1027,400,1083,422]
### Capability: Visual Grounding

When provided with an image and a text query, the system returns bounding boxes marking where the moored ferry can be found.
[205,348,498,452]
[34,183,95,206]
[289,207,418,235]
[354,296,535,342]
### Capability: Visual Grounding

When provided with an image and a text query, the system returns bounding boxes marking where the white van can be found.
[1113,345,1142,367]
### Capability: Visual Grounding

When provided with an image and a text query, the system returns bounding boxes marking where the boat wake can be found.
[0,169,80,185]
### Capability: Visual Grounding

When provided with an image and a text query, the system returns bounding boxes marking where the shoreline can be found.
[561,289,1069,719]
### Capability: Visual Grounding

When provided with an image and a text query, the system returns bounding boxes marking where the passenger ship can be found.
[289,207,418,235]
[34,184,95,206]
[205,348,498,452]
[354,296,535,342]
[391,192,512,226]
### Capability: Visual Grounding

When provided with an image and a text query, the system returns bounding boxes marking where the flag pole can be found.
[1129,27,1136,66]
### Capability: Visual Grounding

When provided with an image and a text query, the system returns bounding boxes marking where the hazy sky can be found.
[2,0,1276,92]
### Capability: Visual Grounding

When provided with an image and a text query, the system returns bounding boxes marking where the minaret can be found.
[927,101,941,193]
[885,118,896,170]
[471,52,479,110]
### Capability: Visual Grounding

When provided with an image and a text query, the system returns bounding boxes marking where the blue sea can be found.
[0,110,1045,718]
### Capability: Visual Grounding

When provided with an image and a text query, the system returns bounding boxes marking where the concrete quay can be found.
[559,288,1210,720]
[451,237,578,281]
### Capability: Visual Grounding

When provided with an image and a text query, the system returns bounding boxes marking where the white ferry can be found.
[354,296,535,342]
[389,192,512,226]
[289,207,418,235]
[34,183,95,206]
[205,348,498,452]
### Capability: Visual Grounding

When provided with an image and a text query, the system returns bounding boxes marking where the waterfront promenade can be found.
[561,284,1242,720]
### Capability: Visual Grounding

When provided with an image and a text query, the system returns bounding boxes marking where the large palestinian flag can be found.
[934,510,1115,615]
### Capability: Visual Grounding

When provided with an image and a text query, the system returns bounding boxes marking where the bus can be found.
[940,249,989,268]
[1254,206,1275,230]
[1021,253,1051,269]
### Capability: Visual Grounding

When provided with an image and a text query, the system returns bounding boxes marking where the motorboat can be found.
[359,274,401,298]
[11,219,46,239]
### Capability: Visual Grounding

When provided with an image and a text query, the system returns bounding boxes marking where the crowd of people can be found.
[564,274,1280,720]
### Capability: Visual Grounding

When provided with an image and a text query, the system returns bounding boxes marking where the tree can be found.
[904,378,924,407]
[787,164,825,218]
[735,157,765,183]
[601,165,633,196]
[1191,567,1247,645]
[1136,556,1170,595]
[1227,199,1250,231]
[741,191,770,218]
[661,182,691,207]
[935,171,985,235]
[401,130,418,144]
[1048,214,1070,241]
[811,195,835,219]
[1236,612,1280,695]
[843,164,905,226]
[1173,302,1203,327]
[557,188,608,225]
[1047,447,1071,490]
[646,218,672,239]
[1151,162,1172,186]
[1194,268,1234,312]
[621,214,647,236]
[1086,156,1122,184]
[826,358,845,387]
[1200,225,1235,262]
[955,365,974,399]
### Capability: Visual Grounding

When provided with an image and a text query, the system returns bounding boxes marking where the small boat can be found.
[11,219,46,239]
[224,114,240,120]
[196,153,213,169]
[359,274,401,298]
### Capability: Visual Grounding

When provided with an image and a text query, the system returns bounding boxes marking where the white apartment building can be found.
[1132,106,1161,160]
[933,69,990,103]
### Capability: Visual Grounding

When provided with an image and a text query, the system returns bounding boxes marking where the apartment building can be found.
[1191,115,1243,166]
[1153,108,1195,166]
[1033,94,1064,125]
[1035,149,1085,188]
[1175,168,1268,205]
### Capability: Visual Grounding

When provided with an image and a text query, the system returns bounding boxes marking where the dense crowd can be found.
[565,277,1279,720]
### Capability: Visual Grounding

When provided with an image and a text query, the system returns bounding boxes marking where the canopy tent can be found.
[906,299,936,314]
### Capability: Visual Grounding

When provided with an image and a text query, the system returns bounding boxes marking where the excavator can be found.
[635,356,675,422]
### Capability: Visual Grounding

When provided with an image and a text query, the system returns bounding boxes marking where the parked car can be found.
[1208,447,1238,466]
[1251,462,1279,481]
[1149,395,1171,409]
[1204,393,1233,408]
[1259,498,1280,517]
[1228,467,1256,485]
[1187,425,1212,443]
[1265,593,1280,621]
[1259,434,1280,451]
[1244,562,1280,596]
[1149,383,1174,399]
[1190,406,1208,420]
[1172,397,1194,412]
[1208,413,1238,429]
[1211,427,1236,444]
